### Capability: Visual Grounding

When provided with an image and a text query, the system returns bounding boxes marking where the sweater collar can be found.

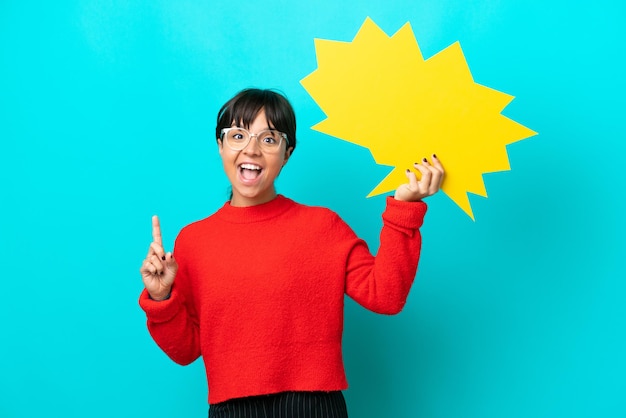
[216,194,294,223]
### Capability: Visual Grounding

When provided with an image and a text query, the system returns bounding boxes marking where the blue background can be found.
[1,1,624,417]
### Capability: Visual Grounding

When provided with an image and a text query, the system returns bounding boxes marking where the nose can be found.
[242,134,261,155]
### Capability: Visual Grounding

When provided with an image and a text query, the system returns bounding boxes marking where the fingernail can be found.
[423,157,428,162]
[161,256,166,261]
[433,154,437,158]
[406,169,410,173]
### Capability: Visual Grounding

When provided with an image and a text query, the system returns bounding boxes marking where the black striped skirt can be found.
[208,391,348,418]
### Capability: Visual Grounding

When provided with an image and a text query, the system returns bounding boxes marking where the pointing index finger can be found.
[152,215,163,245]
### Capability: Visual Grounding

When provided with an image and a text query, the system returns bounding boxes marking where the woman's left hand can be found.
[394,154,445,202]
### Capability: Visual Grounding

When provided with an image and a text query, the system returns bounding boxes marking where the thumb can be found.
[165,252,179,273]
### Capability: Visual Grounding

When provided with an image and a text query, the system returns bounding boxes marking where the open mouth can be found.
[239,163,262,181]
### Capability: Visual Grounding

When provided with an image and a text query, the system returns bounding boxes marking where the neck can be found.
[230,189,277,207]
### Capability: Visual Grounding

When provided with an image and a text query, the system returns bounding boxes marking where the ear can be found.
[282,147,293,166]
[217,138,224,155]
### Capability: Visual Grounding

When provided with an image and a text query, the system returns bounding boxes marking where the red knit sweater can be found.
[139,195,427,404]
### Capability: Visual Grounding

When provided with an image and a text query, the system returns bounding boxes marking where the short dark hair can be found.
[215,88,297,153]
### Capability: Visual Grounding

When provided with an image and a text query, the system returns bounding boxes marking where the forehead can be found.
[232,108,275,129]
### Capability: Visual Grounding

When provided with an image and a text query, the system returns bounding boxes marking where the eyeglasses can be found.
[220,127,289,153]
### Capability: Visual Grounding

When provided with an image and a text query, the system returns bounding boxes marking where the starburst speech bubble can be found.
[301,17,537,220]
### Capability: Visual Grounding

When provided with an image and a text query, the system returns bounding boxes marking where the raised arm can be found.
[345,155,444,314]
[139,216,201,365]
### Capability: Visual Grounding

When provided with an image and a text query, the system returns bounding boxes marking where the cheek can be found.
[271,157,287,172]
[218,145,240,164]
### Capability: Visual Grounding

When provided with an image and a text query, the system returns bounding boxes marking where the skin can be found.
[394,156,445,202]
[217,109,293,207]
[140,215,178,301]
[140,110,445,300]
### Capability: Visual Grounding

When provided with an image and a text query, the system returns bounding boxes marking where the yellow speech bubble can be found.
[301,17,537,220]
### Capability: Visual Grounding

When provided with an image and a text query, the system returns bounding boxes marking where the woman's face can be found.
[218,109,293,207]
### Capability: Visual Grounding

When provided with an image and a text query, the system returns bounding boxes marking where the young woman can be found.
[139,88,444,418]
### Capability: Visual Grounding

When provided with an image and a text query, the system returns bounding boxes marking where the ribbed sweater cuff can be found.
[138,286,182,323]
[382,196,427,230]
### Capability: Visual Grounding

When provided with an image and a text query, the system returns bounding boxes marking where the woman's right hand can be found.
[139,215,178,300]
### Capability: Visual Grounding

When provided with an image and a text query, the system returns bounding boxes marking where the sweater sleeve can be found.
[344,196,427,315]
[138,237,201,365]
